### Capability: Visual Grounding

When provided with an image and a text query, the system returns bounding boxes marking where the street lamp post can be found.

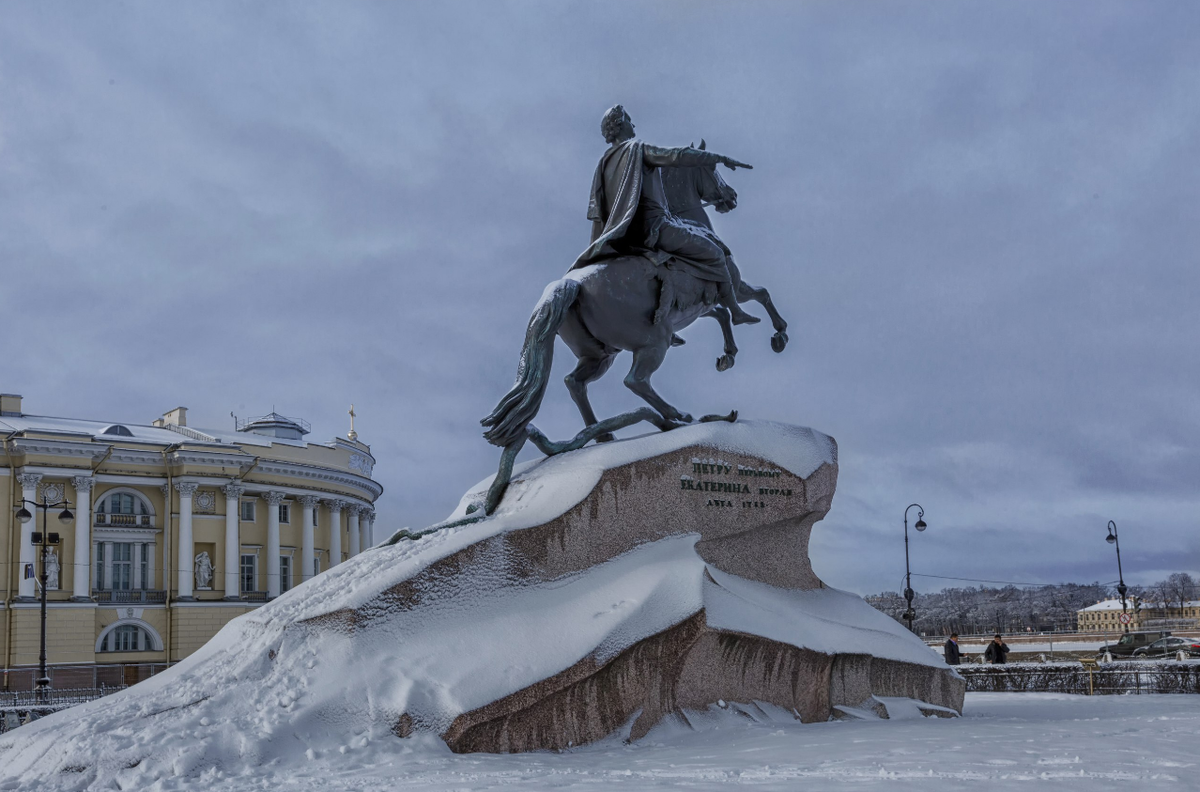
[902,503,927,633]
[14,495,73,701]
[1105,520,1129,633]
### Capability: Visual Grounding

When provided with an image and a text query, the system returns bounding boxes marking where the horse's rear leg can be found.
[565,354,617,441]
[624,343,693,424]
[736,279,789,352]
[706,306,738,372]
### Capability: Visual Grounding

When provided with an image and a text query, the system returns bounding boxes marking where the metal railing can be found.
[163,423,220,442]
[92,589,167,604]
[4,662,170,691]
[958,661,1200,695]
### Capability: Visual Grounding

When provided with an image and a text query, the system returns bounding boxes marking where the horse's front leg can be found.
[564,353,617,441]
[735,279,789,353]
[624,343,693,424]
[705,306,738,372]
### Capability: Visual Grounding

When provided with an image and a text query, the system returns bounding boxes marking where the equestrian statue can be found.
[475,105,789,517]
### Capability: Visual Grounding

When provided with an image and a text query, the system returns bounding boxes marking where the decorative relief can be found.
[325,499,348,513]
[193,490,217,514]
[40,482,65,503]
[297,494,321,508]
[261,490,286,505]
[222,482,246,500]
[72,476,95,493]
[349,454,374,477]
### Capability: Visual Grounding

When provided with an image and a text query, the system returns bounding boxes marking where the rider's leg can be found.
[718,280,759,325]
[657,223,758,325]
[719,254,758,325]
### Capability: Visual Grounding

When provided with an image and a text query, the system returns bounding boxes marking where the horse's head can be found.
[693,139,738,213]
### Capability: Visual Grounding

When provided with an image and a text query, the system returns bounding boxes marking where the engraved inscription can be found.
[682,457,794,508]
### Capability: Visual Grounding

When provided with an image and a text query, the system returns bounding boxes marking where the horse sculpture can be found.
[474,150,788,516]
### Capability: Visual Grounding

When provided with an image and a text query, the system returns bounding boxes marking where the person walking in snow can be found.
[984,634,1010,664]
[943,633,963,665]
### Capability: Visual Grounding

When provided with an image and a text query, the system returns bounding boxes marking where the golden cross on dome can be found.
[348,404,358,441]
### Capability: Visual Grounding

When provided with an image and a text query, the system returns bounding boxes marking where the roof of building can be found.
[1080,598,1200,613]
[1,412,315,449]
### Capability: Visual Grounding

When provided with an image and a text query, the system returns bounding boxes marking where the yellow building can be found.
[1077,598,1200,633]
[1,393,382,689]
[1077,599,1143,632]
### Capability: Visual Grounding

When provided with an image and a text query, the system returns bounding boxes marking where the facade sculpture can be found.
[194,551,214,590]
[45,549,60,590]
[476,107,790,516]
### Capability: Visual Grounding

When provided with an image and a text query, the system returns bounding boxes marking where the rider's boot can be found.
[719,282,759,325]
[671,335,686,346]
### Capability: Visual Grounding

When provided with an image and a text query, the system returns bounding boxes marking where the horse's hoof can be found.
[675,413,693,424]
[716,354,735,372]
[771,331,789,353]
[596,432,616,444]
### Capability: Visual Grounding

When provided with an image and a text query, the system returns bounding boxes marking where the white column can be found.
[146,543,156,589]
[71,476,94,601]
[326,500,345,567]
[262,491,285,598]
[16,473,42,599]
[299,495,319,582]
[175,481,198,599]
[360,509,373,552]
[132,542,144,590]
[222,483,245,600]
[347,506,361,557]
[102,541,114,591]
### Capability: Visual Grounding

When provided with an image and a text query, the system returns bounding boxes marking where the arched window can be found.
[95,489,154,527]
[96,620,163,653]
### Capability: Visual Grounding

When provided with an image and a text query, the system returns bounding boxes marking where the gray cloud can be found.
[2,1,1197,595]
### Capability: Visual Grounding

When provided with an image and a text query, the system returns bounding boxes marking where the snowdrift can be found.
[0,420,962,787]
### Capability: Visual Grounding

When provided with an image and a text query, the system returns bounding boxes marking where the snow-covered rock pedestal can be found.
[0,421,962,785]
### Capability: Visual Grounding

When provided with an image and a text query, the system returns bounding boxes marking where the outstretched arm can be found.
[643,143,752,171]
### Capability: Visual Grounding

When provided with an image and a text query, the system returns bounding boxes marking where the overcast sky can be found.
[3,2,1197,596]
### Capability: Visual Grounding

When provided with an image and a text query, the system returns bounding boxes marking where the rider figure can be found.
[572,105,759,326]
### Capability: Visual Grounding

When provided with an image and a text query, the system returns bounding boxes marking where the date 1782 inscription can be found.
[680,458,794,509]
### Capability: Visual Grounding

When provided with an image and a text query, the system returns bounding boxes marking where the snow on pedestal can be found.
[0,420,962,786]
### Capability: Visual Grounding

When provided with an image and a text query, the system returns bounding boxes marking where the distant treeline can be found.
[865,573,1198,636]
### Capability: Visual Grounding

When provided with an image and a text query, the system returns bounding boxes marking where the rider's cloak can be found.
[570,139,732,286]
[571,140,662,270]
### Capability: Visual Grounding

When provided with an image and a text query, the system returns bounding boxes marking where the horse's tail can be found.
[481,278,581,447]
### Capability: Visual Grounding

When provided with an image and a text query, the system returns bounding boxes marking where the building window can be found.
[96,544,105,590]
[95,492,152,526]
[313,557,320,578]
[279,556,292,593]
[112,543,133,591]
[240,554,257,593]
[312,507,319,525]
[241,500,256,522]
[278,504,291,524]
[140,544,149,587]
[100,624,149,652]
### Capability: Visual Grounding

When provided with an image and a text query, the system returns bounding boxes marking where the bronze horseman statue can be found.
[477,106,789,515]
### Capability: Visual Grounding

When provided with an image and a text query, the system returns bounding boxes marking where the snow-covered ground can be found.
[8,693,1194,791]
